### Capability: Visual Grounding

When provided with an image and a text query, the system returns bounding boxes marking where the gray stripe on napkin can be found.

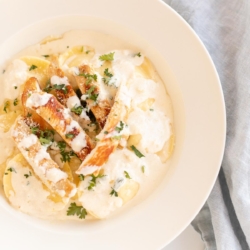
[219,169,249,250]
[191,203,217,250]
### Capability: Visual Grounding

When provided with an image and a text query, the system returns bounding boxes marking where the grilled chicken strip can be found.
[46,62,89,119]
[22,78,94,161]
[74,65,111,128]
[76,81,129,176]
[11,116,76,198]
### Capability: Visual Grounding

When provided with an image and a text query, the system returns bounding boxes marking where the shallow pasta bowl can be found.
[0,0,226,249]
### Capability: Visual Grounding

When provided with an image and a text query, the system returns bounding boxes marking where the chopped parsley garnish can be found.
[30,127,54,145]
[79,73,97,85]
[3,101,9,113]
[149,108,154,111]
[135,52,141,57]
[102,68,113,85]
[141,166,145,173]
[43,55,50,58]
[43,81,68,94]
[130,145,145,158]
[27,112,32,117]
[24,171,32,178]
[85,50,90,54]
[43,80,52,92]
[14,86,17,89]
[7,167,16,173]
[29,65,37,71]
[39,137,52,145]
[115,121,124,133]
[53,84,68,94]
[112,135,122,140]
[87,174,105,190]
[104,131,108,134]
[86,86,98,102]
[67,202,87,219]
[57,141,66,151]
[124,171,131,179]
[65,133,74,139]
[79,174,85,181]
[99,52,115,61]
[57,141,75,162]
[71,105,83,115]
[110,188,118,197]
[60,150,75,162]
[13,98,18,106]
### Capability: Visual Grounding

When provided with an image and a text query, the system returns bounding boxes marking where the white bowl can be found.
[0,1,226,249]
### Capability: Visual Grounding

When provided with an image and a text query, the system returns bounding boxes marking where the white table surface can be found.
[0,1,205,249]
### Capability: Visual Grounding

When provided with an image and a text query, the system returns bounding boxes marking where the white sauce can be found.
[50,75,69,86]
[66,95,81,109]
[0,59,28,100]
[46,168,67,183]
[71,131,86,152]
[26,92,51,108]
[0,129,15,164]
[19,134,37,148]
[77,165,100,175]
[127,109,171,153]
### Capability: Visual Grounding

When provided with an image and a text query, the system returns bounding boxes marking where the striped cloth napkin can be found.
[163,0,250,249]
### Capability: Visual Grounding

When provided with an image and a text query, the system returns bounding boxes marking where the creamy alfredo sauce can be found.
[0,30,174,220]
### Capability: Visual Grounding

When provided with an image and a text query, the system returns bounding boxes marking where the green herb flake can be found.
[43,55,50,58]
[24,171,32,179]
[3,101,9,113]
[112,135,122,140]
[30,126,39,134]
[99,52,115,61]
[79,73,98,85]
[104,131,108,134]
[141,166,145,173]
[115,121,124,133]
[149,108,154,111]
[87,174,105,190]
[27,112,32,117]
[110,188,118,197]
[57,141,66,151]
[79,174,85,181]
[130,145,145,158]
[7,167,16,173]
[71,105,83,116]
[13,98,18,106]
[65,133,74,139]
[60,150,75,163]
[39,137,51,145]
[14,86,17,89]
[29,65,37,71]
[85,50,90,54]
[67,202,87,219]
[43,80,52,93]
[135,52,141,57]
[53,84,68,94]
[124,171,131,179]
[102,68,114,85]
[86,86,98,102]
[30,127,54,145]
